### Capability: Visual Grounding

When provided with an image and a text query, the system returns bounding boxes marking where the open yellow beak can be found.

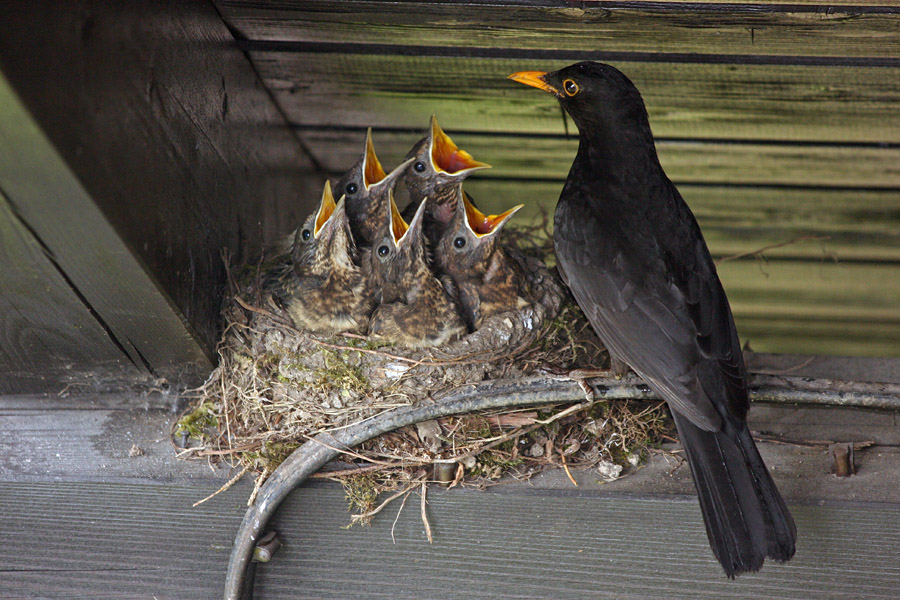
[389,194,408,246]
[363,128,387,189]
[507,71,560,97]
[314,181,337,237]
[430,116,491,175]
[463,194,523,237]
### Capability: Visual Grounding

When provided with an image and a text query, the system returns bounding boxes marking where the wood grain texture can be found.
[217,0,900,58]
[250,52,900,142]
[0,1,320,361]
[298,128,900,188]
[2,481,898,600]
[0,192,141,393]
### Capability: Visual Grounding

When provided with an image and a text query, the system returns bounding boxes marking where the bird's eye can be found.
[453,237,466,249]
[563,79,579,96]
[413,161,426,173]
[345,182,358,195]
[301,229,311,241]
[377,245,390,257]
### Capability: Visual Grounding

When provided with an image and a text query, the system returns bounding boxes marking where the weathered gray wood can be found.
[216,0,900,58]
[250,52,900,142]
[0,192,141,393]
[0,1,320,373]
[299,128,900,188]
[2,480,898,600]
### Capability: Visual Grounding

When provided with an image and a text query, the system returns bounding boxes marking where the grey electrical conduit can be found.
[223,373,900,599]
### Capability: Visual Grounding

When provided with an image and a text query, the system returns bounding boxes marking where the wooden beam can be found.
[216,0,900,59]
[0,1,322,391]
[247,51,900,143]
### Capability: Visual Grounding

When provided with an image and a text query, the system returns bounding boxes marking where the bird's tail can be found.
[672,411,797,577]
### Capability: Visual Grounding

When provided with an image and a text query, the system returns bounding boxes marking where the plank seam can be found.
[239,40,900,68]
[291,124,900,150]
[0,193,146,374]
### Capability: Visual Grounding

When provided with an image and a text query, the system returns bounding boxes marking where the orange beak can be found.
[314,181,337,237]
[389,194,408,246]
[463,194,523,237]
[429,116,491,175]
[363,128,387,189]
[507,71,560,97]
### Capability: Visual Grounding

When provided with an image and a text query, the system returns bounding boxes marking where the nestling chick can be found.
[434,186,527,331]
[332,128,388,240]
[345,156,414,248]
[363,196,466,349]
[402,115,490,241]
[278,181,372,335]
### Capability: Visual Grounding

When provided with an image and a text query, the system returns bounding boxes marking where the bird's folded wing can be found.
[558,231,747,431]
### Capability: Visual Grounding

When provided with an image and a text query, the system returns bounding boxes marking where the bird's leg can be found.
[610,355,631,379]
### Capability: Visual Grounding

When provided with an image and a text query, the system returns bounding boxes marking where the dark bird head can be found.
[292,181,356,278]
[332,128,390,236]
[435,185,522,279]
[508,62,655,151]
[365,195,430,304]
[404,115,491,224]
[349,156,415,247]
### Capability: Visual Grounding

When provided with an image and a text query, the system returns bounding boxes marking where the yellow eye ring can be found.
[563,79,579,96]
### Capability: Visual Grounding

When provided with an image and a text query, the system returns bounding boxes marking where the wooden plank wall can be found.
[215,0,900,358]
[0,1,323,393]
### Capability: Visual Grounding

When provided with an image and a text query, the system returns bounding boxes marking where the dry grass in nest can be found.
[175,219,673,525]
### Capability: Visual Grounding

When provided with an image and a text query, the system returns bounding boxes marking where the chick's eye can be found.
[413,161,426,173]
[301,229,311,241]
[345,182,358,195]
[377,245,390,257]
[453,237,466,249]
[563,79,579,96]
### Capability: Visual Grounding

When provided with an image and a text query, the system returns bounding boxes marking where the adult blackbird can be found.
[402,115,491,241]
[331,128,389,243]
[509,62,796,577]
[278,181,371,336]
[434,185,527,331]
[363,196,466,349]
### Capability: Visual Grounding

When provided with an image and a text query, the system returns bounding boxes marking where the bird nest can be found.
[176,224,671,519]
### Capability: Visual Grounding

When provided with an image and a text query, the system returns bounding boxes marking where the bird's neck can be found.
[573,117,665,198]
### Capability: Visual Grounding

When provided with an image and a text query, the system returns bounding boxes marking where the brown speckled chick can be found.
[402,115,490,241]
[279,181,372,335]
[434,185,527,331]
[331,128,388,240]
[344,154,414,248]
[363,196,466,349]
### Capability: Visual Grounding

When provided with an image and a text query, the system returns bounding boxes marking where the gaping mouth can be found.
[463,193,523,237]
[314,182,337,237]
[389,194,408,246]
[363,128,387,189]
[430,116,491,175]
[507,71,561,98]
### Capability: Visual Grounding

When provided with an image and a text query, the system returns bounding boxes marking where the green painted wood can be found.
[299,128,900,188]
[217,0,900,58]
[251,52,900,143]
[461,180,900,262]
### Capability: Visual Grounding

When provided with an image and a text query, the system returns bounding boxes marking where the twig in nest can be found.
[247,467,270,507]
[420,481,433,544]
[391,487,412,544]
[193,465,250,507]
[351,482,419,524]
[560,448,578,487]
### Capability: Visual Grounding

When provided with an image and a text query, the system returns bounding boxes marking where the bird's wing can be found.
[555,200,747,431]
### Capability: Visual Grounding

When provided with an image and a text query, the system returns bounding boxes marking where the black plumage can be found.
[510,62,796,577]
